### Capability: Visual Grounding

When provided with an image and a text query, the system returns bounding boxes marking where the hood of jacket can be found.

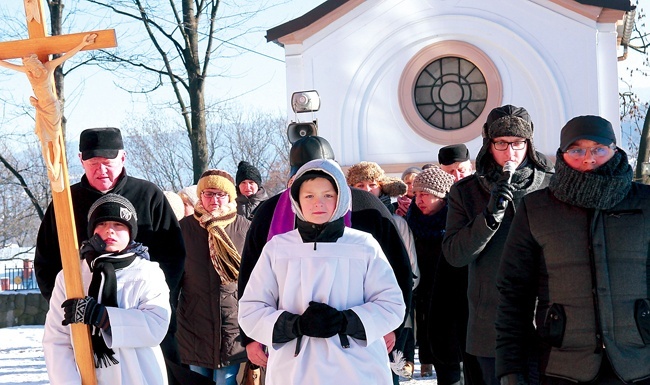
[290,159,352,224]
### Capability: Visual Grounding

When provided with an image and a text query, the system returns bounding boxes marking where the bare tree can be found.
[121,106,290,194]
[84,0,270,183]
[619,1,650,181]
[0,132,52,247]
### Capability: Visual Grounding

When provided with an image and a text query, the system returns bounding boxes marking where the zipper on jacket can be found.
[587,210,605,353]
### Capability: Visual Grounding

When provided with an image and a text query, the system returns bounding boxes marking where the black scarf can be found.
[406,201,447,240]
[83,241,147,368]
[548,149,632,210]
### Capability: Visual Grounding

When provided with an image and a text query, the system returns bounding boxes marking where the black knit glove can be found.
[297,301,346,338]
[485,175,515,228]
[61,296,109,329]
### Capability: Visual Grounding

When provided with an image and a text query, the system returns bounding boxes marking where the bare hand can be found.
[395,196,411,217]
[83,33,97,46]
[246,342,268,367]
[384,331,396,352]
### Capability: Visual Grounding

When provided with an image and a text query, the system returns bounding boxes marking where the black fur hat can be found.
[79,127,123,160]
[438,144,470,165]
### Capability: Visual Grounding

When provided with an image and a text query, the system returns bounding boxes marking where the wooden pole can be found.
[0,1,115,384]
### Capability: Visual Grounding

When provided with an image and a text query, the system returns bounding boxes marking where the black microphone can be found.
[497,161,516,210]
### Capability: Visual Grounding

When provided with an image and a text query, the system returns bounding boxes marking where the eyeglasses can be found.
[564,145,615,159]
[492,140,527,151]
[201,191,228,199]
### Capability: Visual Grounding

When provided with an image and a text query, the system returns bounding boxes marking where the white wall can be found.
[284,0,622,166]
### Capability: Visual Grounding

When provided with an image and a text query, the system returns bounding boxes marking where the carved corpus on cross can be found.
[0,1,116,384]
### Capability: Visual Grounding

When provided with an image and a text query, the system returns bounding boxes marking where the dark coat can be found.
[35,170,186,305]
[238,188,413,347]
[236,187,268,220]
[496,185,650,383]
[442,168,552,357]
[177,214,250,368]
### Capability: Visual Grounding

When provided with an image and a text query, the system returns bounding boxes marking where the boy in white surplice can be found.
[238,159,405,385]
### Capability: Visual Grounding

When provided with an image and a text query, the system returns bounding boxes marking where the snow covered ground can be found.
[0,325,438,385]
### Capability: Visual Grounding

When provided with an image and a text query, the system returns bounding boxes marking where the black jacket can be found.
[35,170,186,305]
[238,187,413,346]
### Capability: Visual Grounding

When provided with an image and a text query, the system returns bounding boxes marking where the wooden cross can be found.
[0,2,117,384]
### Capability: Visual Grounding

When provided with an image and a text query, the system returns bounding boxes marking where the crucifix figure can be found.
[0,1,117,384]
[0,33,96,192]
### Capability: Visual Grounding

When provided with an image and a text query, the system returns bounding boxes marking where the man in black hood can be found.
[238,136,412,376]
[442,105,554,385]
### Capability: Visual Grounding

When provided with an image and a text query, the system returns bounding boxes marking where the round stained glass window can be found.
[414,57,487,130]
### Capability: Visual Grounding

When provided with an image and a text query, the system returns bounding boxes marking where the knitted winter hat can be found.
[560,115,616,151]
[438,144,470,165]
[346,161,407,197]
[87,193,138,241]
[235,161,262,187]
[289,136,336,176]
[196,169,237,203]
[412,166,455,199]
[482,105,533,140]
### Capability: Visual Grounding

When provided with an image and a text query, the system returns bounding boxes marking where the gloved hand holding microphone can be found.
[485,161,516,229]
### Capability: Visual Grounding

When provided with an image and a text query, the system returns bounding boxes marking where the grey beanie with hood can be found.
[289,159,352,224]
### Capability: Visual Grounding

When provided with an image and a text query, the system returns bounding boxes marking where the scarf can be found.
[548,149,632,210]
[194,200,241,284]
[83,242,146,368]
[406,201,448,240]
[478,158,549,202]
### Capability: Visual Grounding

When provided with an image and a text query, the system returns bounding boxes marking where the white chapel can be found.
[267,0,635,171]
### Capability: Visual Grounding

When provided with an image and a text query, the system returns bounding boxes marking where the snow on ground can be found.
[0,325,438,385]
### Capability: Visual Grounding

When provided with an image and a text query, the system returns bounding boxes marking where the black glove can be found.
[61,296,109,329]
[297,301,346,338]
[485,175,515,228]
[80,234,106,262]
[500,373,529,385]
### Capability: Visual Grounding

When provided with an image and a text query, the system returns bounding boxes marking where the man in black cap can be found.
[496,115,650,385]
[438,144,473,182]
[238,135,412,375]
[235,160,268,220]
[442,105,554,385]
[34,127,187,385]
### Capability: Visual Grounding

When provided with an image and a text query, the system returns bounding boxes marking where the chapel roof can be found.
[266,0,634,46]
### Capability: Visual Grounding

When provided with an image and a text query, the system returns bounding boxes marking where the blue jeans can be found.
[190,364,239,385]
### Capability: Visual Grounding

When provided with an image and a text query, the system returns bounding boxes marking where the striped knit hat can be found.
[412,166,454,199]
[87,194,138,241]
[196,169,237,203]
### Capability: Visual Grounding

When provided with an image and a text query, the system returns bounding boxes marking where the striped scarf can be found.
[194,200,241,283]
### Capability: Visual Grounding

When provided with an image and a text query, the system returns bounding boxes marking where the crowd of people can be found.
[34,104,650,385]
